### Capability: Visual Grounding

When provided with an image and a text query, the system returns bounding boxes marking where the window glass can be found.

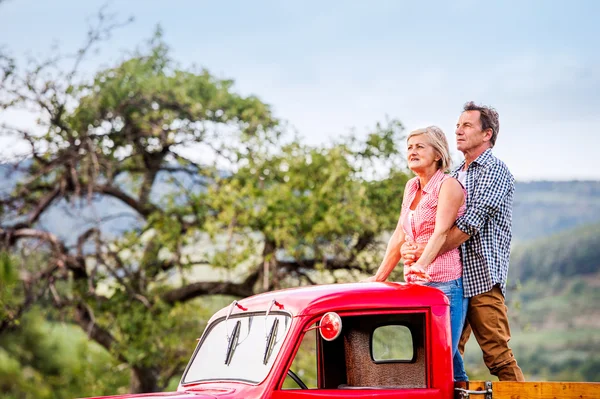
[282,325,318,389]
[372,325,414,362]
[184,313,291,384]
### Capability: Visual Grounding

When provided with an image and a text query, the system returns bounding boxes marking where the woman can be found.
[367,125,468,381]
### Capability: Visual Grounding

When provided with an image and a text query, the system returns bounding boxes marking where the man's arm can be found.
[454,161,514,236]
[401,201,469,264]
[438,225,470,254]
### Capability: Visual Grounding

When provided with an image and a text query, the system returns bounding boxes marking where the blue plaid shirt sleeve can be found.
[455,162,514,237]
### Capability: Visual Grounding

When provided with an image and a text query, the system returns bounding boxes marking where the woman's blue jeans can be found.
[425,277,469,381]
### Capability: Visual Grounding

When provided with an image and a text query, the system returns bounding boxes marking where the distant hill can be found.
[512,181,600,242]
[509,221,600,282]
[0,163,198,245]
[2,163,600,246]
[3,164,599,382]
[466,269,600,382]
[471,217,600,382]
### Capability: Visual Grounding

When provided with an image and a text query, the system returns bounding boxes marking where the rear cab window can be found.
[281,311,428,390]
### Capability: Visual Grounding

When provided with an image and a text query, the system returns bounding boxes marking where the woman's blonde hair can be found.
[407,126,451,171]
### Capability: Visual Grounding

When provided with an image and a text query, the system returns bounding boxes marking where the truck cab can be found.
[83,282,598,399]
[178,282,454,399]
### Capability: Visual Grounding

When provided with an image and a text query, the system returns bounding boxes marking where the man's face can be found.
[455,110,490,153]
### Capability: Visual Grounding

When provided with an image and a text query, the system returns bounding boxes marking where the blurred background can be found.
[0,1,598,397]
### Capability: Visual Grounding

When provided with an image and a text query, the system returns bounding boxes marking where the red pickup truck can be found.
[82,282,599,399]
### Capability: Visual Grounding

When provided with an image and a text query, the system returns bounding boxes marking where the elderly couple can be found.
[368,102,524,382]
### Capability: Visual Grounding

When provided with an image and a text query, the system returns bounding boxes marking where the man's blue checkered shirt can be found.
[452,149,514,298]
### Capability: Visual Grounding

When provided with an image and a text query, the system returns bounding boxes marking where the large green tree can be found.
[0,19,410,394]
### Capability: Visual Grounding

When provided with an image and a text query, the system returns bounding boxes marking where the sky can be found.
[0,0,599,180]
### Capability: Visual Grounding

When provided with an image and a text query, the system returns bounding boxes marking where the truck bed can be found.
[455,381,600,399]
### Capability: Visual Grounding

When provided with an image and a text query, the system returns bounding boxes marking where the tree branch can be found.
[162,281,254,304]
[27,183,63,226]
[294,268,317,285]
[93,184,158,217]
[74,302,125,362]
[77,227,100,258]
[139,151,166,206]
[2,227,66,253]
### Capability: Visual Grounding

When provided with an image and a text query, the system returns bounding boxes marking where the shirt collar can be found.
[454,148,494,173]
[417,169,446,194]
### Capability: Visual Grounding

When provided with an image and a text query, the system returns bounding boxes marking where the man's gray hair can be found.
[463,101,500,147]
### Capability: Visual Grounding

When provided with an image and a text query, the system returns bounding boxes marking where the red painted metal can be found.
[318,312,342,341]
[208,282,449,321]
[80,282,455,399]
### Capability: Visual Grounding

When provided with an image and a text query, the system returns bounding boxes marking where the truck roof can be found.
[210,282,450,320]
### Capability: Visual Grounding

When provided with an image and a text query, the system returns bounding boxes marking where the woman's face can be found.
[407,134,438,173]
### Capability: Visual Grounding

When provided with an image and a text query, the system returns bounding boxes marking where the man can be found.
[402,102,524,381]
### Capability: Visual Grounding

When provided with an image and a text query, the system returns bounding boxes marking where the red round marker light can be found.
[319,312,342,341]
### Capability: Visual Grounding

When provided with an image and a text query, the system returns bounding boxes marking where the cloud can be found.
[1,1,598,180]
[228,49,599,181]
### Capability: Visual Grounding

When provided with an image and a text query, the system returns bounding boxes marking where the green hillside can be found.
[512,181,600,242]
[463,271,600,382]
[462,221,600,382]
[509,222,600,282]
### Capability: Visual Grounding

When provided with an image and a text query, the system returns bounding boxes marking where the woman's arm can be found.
[368,213,406,282]
[411,178,465,273]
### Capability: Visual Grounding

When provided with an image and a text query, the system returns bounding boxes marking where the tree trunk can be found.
[130,366,159,393]
[262,239,277,291]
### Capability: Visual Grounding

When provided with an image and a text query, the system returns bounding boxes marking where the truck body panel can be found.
[78,282,599,399]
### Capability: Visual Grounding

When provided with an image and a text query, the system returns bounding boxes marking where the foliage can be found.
[201,121,408,288]
[0,252,18,327]
[0,16,410,395]
[0,250,52,332]
[0,309,129,399]
[463,272,600,382]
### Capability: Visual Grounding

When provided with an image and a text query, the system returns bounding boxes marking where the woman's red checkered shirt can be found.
[401,169,466,283]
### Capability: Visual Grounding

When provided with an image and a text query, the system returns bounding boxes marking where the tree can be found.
[195,124,409,294]
[0,309,131,399]
[0,16,410,394]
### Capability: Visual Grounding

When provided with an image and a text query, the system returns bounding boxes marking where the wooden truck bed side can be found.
[456,381,600,399]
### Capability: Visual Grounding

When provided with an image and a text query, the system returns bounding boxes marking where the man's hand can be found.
[401,242,425,266]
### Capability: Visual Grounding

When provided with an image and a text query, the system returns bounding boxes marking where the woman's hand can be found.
[405,263,431,282]
[401,242,425,266]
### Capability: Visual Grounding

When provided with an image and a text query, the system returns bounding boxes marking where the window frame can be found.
[275,308,431,391]
[370,323,416,364]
